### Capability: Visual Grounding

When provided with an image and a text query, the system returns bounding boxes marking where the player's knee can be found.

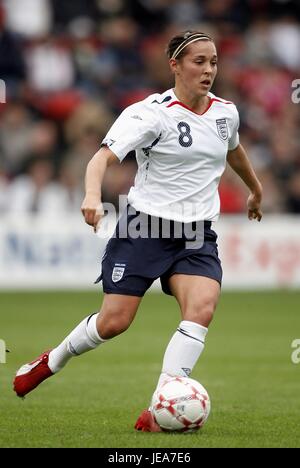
[99,319,129,339]
[97,307,134,339]
[182,297,217,327]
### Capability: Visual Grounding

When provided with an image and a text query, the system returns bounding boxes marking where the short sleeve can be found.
[101,101,162,162]
[228,106,240,151]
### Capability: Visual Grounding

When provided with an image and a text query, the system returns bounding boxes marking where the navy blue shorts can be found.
[95,206,222,297]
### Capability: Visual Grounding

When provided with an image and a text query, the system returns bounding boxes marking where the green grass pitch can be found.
[1,290,300,448]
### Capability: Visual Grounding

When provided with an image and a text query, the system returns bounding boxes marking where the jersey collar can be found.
[168,89,214,116]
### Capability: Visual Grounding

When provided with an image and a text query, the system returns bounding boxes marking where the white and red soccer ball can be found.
[151,377,210,432]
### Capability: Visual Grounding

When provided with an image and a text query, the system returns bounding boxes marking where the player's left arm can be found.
[227,143,263,221]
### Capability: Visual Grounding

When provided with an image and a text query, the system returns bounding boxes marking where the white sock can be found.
[48,313,106,373]
[156,320,208,389]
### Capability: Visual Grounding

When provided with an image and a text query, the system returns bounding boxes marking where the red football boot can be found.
[134,409,161,432]
[13,351,53,398]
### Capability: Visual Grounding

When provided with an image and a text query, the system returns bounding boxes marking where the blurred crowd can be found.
[0,0,299,215]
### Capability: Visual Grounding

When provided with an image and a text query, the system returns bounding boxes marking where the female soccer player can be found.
[14,31,262,431]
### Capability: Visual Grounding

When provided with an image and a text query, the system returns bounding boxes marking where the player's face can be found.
[172,41,218,97]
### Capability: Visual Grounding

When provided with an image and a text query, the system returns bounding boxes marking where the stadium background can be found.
[1,0,300,449]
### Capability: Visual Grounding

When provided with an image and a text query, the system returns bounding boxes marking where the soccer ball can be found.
[151,377,210,432]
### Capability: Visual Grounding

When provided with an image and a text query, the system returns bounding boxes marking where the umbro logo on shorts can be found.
[216,118,228,140]
[112,264,126,282]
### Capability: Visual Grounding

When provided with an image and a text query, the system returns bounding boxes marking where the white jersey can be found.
[102,88,240,222]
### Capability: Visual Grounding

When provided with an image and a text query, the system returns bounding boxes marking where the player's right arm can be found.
[81,99,162,231]
[81,146,119,232]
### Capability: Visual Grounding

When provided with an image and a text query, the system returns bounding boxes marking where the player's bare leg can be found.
[170,274,220,325]
[13,294,141,398]
[135,275,220,432]
[95,294,141,339]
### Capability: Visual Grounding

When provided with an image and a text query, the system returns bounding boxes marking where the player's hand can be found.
[247,192,262,222]
[81,195,104,233]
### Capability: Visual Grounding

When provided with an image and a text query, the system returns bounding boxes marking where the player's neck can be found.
[173,86,210,115]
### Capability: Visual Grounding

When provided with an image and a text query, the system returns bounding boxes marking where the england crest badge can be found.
[112,264,126,282]
[216,118,228,140]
